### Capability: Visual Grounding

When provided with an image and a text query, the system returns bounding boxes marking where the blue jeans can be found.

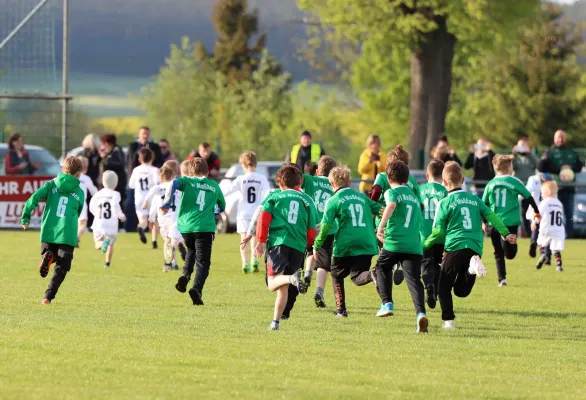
[558,191,575,238]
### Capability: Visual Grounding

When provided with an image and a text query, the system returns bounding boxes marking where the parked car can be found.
[572,171,586,238]
[217,161,282,233]
[0,144,62,176]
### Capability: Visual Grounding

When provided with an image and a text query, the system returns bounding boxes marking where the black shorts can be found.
[331,255,373,280]
[442,248,479,275]
[266,245,304,277]
[305,235,334,272]
[41,242,75,258]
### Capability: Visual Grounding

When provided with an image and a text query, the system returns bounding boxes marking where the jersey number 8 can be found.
[288,201,299,223]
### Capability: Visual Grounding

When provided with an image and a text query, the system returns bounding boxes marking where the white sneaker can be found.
[442,320,456,329]
[498,279,507,287]
[468,255,487,277]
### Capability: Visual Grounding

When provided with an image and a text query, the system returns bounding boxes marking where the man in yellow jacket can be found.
[285,130,326,171]
[357,134,386,194]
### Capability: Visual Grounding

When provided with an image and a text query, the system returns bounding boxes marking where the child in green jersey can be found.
[301,156,337,309]
[255,165,317,331]
[21,156,85,304]
[425,162,515,329]
[419,160,448,309]
[314,166,382,317]
[482,155,540,287]
[374,161,429,333]
[162,158,226,306]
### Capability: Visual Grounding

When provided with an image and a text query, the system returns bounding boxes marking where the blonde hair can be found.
[240,151,257,168]
[77,155,89,172]
[492,154,514,174]
[62,156,83,176]
[387,144,410,165]
[191,158,209,177]
[541,181,558,198]
[163,160,180,177]
[329,166,351,189]
[82,133,101,151]
[102,170,118,190]
[443,161,464,187]
[366,134,381,147]
[159,165,175,182]
[180,160,191,176]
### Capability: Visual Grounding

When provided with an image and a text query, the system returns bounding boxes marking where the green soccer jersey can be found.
[315,188,381,257]
[302,174,337,234]
[374,172,421,203]
[382,185,422,255]
[482,175,532,226]
[261,189,279,206]
[167,176,226,233]
[419,181,448,241]
[262,189,317,253]
[21,173,85,247]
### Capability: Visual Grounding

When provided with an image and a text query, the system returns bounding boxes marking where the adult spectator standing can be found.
[159,139,176,162]
[464,138,495,197]
[537,130,583,238]
[284,130,326,171]
[430,134,462,165]
[357,134,386,195]
[127,126,164,175]
[99,133,127,209]
[512,136,539,236]
[188,142,221,179]
[80,133,102,186]
[4,133,40,175]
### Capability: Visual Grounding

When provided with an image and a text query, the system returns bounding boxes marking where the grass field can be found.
[1,232,585,399]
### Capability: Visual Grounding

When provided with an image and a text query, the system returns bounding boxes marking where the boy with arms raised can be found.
[374,161,428,333]
[419,160,448,309]
[482,155,540,286]
[21,156,85,304]
[425,162,515,329]
[162,158,226,305]
[255,165,317,331]
[314,166,381,318]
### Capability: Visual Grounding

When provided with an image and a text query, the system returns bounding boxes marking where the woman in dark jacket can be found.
[80,133,102,186]
[464,138,495,197]
[99,133,127,205]
[4,133,40,175]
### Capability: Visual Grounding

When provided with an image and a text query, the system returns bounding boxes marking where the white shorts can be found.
[93,228,118,247]
[537,234,565,252]
[237,218,251,234]
[79,202,88,221]
[136,206,150,218]
[159,220,183,241]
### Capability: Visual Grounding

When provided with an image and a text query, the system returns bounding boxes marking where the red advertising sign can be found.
[0,176,53,228]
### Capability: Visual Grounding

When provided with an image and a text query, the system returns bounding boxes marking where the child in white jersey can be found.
[526,172,552,261]
[76,156,98,245]
[222,151,270,274]
[535,181,566,272]
[129,148,160,247]
[89,171,126,268]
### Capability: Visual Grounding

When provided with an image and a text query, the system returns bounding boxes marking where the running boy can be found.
[535,181,566,272]
[162,158,226,306]
[374,161,428,333]
[255,164,317,330]
[314,165,381,318]
[301,155,337,308]
[526,172,552,260]
[129,148,160,247]
[482,155,540,286]
[425,162,515,329]
[222,151,270,274]
[418,160,448,309]
[21,156,85,304]
[89,171,127,267]
[77,155,98,245]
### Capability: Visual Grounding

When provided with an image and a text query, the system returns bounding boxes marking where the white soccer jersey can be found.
[129,164,160,207]
[147,182,181,223]
[223,172,270,220]
[538,197,566,239]
[89,188,124,235]
[525,174,542,220]
[78,174,98,220]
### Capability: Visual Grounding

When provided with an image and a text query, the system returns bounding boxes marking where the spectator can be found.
[285,130,326,171]
[188,142,221,179]
[464,138,495,197]
[431,134,462,166]
[159,139,176,162]
[80,133,102,186]
[537,129,584,238]
[357,134,386,194]
[99,134,127,206]
[512,136,539,236]
[127,126,164,175]
[4,133,40,175]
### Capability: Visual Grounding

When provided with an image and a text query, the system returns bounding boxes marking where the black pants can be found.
[422,244,444,291]
[181,232,214,294]
[41,243,74,301]
[489,225,518,281]
[374,249,425,315]
[521,199,532,237]
[331,255,373,313]
[438,249,478,321]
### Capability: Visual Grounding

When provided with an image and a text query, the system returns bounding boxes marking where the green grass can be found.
[1,232,585,399]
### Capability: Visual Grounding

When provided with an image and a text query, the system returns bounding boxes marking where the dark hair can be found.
[160,139,169,145]
[304,161,317,176]
[438,134,448,143]
[277,165,302,188]
[386,160,409,185]
[199,142,211,150]
[7,133,22,150]
[191,157,209,176]
[101,133,117,146]
[301,130,312,138]
[427,159,445,179]
[317,155,337,177]
[284,162,302,174]
[139,148,154,164]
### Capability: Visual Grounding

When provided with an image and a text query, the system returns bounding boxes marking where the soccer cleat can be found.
[152,241,158,249]
[442,320,456,329]
[393,264,404,285]
[269,321,279,330]
[376,302,394,317]
[188,288,204,305]
[280,314,289,321]
[426,285,437,309]
[171,260,179,270]
[163,243,174,265]
[104,263,110,268]
[137,228,147,244]
[304,270,313,287]
[545,256,552,266]
[175,275,189,293]
[335,310,348,318]
[556,261,564,272]
[252,261,260,273]
[290,270,308,294]
[416,313,429,333]
[39,251,54,278]
[178,243,187,261]
[163,264,173,272]
[468,255,487,277]
[101,237,111,253]
[241,264,251,274]
[536,253,547,270]
[314,291,326,308]
[370,268,379,292]
[529,242,537,258]
[498,279,507,287]
[41,299,51,305]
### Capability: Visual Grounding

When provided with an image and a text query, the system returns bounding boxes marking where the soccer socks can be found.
[554,251,563,272]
